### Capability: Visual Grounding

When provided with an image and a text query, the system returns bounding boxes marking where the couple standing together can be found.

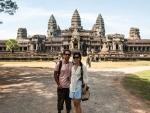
[54,49,88,113]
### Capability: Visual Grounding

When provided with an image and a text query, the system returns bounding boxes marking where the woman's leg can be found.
[73,99,82,113]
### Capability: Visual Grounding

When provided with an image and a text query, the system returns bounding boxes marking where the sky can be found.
[0,0,150,40]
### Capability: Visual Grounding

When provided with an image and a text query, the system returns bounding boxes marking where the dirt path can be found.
[0,67,149,113]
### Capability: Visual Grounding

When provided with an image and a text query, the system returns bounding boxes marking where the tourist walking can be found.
[70,52,88,113]
[54,49,72,113]
[86,55,91,68]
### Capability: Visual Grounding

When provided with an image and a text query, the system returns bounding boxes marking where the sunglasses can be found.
[73,56,80,59]
[65,53,71,56]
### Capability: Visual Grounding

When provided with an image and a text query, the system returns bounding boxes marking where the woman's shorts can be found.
[69,87,82,100]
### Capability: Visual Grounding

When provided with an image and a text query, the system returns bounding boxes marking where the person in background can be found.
[86,55,91,68]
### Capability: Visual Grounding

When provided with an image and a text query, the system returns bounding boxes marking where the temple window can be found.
[116,44,119,50]
[34,45,36,50]
[20,47,22,51]
[24,47,27,51]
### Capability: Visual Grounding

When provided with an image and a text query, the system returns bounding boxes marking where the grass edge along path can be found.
[122,70,150,106]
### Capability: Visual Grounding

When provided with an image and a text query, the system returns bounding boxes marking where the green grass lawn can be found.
[122,70,150,103]
[90,61,150,69]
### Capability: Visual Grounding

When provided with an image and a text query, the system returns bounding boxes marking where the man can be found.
[54,49,72,113]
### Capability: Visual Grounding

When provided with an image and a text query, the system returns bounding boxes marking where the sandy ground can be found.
[0,64,150,113]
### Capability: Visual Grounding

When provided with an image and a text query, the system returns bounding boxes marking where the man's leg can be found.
[65,88,71,113]
[57,88,65,113]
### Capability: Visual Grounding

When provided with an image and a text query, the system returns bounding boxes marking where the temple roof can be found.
[48,14,57,31]
[49,14,56,23]
[96,14,103,27]
[94,14,105,36]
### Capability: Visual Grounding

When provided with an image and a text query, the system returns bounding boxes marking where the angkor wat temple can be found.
[0,9,150,59]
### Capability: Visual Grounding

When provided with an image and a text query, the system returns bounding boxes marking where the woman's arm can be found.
[83,64,88,84]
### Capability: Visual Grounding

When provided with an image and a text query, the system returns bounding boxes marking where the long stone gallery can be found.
[0,10,150,60]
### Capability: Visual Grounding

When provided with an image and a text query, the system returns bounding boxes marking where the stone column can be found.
[110,44,113,50]
[36,43,38,51]
[21,47,24,51]
[113,42,116,50]
[119,44,122,51]
[147,47,148,51]
[78,39,80,50]
[71,41,74,49]
[69,39,73,50]
[27,46,29,51]
[119,44,123,51]
[120,44,123,51]
[137,47,139,51]
[136,47,138,51]
[30,44,34,51]
[129,47,131,51]
[39,44,40,51]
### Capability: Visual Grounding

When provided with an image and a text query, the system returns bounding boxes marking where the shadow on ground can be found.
[122,74,150,103]
[0,67,149,113]
[0,67,57,113]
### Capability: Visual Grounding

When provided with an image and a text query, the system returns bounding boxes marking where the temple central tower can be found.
[70,9,82,30]
[70,10,82,51]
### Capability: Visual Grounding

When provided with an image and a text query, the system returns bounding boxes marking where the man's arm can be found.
[54,71,59,86]
[54,61,62,88]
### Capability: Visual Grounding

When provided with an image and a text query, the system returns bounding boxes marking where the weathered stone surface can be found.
[129,27,141,40]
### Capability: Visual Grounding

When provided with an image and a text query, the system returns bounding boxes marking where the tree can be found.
[0,0,18,15]
[0,0,18,24]
[5,39,19,53]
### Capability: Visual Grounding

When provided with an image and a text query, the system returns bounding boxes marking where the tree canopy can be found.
[5,39,19,53]
[0,0,18,15]
[0,0,18,24]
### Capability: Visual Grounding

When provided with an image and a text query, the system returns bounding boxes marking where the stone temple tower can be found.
[47,14,61,38]
[129,27,141,40]
[93,14,105,37]
[17,28,27,39]
[70,9,82,30]
[70,9,82,50]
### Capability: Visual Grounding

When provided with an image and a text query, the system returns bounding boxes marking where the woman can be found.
[69,52,88,113]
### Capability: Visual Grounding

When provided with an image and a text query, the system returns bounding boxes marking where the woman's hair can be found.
[73,52,82,59]
[62,49,71,55]
[73,52,82,66]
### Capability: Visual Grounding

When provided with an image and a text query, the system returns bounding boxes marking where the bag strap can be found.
[80,62,84,85]
[58,60,62,77]
[54,60,62,86]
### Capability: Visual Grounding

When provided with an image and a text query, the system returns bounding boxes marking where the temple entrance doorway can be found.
[73,38,78,50]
